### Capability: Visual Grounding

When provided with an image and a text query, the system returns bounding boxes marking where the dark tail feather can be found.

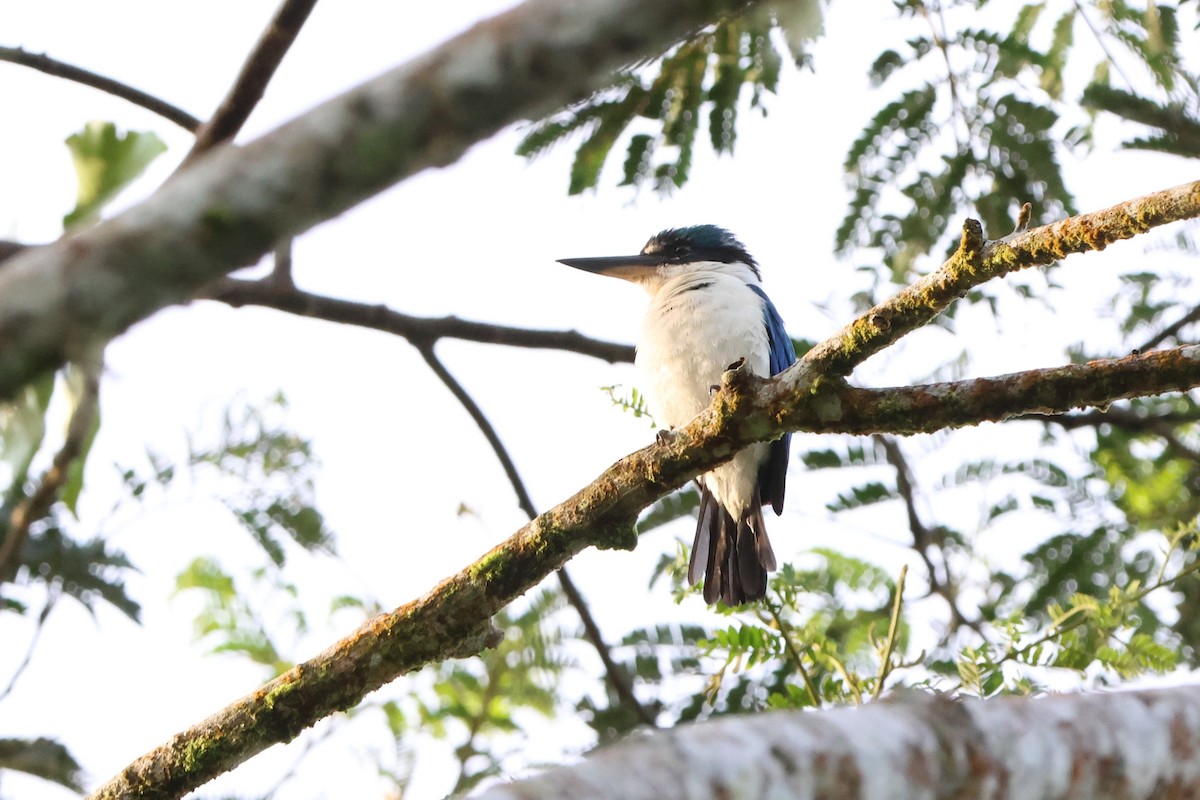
[689,486,776,605]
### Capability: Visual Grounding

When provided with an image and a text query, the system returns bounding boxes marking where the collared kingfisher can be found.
[559,225,795,605]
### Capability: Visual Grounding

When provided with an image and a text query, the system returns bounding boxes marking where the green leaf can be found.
[0,372,54,498]
[620,134,654,187]
[868,49,906,86]
[826,481,896,513]
[1041,9,1077,99]
[64,122,167,228]
[20,526,140,621]
[60,363,102,516]
[569,91,648,194]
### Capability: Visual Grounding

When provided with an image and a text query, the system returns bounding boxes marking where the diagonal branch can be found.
[873,435,977,635]
[0,0,758,400]
[800,180,1200,382]
[1140,300,1200,351]
[201,276,635,362]
[0,45,201,131]
[181,0,321,165]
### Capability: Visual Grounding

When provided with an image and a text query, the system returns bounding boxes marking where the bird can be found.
[558,225,795,605]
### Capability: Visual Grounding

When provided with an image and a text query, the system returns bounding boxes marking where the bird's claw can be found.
[655,428,675,445]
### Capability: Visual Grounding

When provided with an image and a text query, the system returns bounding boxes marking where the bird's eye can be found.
[672,244,690,258]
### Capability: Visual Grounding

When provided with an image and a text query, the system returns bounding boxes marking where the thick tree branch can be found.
[87,334,1200,799]
[471,685,1200,800]
[0,0,760,401]
[181,0,320,165]
[201,276,635,362]
[0,46,201,131]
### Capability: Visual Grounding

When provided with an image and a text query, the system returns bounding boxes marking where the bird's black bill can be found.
[557,254,660,281]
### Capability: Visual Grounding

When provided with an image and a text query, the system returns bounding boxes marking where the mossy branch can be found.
[802,179,1200,380]
[91,179,1200,799]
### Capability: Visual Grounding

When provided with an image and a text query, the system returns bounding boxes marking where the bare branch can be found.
[873,436,976,635]
[416,344,538,515]
[1023,406,1200,430]
[1029,404,1200,463]
[181,0,321,165]
[0,0,744,398]
[417,344,655,727]
[1140,301,1200,351]
[203,277,634,362]
[0,45,200,131]
[472,685,1200,800]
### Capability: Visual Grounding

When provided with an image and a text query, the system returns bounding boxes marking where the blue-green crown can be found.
[641,225,758,275]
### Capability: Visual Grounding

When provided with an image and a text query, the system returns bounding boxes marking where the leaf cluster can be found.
[516,11,793,194]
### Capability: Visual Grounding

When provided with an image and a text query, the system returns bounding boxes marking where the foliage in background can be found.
[516,6,817,195]
[63,122,165,228]
[3,0,1200,796]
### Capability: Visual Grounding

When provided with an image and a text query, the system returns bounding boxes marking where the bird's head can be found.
[558,225,760,291]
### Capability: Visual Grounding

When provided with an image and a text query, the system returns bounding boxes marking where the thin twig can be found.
[762,601,821,708]
[1029,405,1200,460]
[1023,406,1200,430]
[871,564,907,701]
[415,344,656,728]
[0,45,200,131]
[1072,0,1136,91]
[0,592,57,702]
[1140,302,1200,351]
[919,1,967,147]
[873,435,978,635]
[1007,549,1200,667]
[204,276,635,363]
[181,0,321,166]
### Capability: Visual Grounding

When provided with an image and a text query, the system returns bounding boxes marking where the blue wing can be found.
[747,285,795,514]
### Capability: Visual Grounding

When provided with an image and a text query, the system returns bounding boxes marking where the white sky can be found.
[1,1,1197,798]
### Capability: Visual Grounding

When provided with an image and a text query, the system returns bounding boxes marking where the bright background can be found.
[0,2,1193,797]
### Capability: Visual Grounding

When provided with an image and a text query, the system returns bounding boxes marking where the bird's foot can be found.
[655,428,676,445]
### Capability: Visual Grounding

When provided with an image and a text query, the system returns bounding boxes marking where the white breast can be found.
[636,270,770,513]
